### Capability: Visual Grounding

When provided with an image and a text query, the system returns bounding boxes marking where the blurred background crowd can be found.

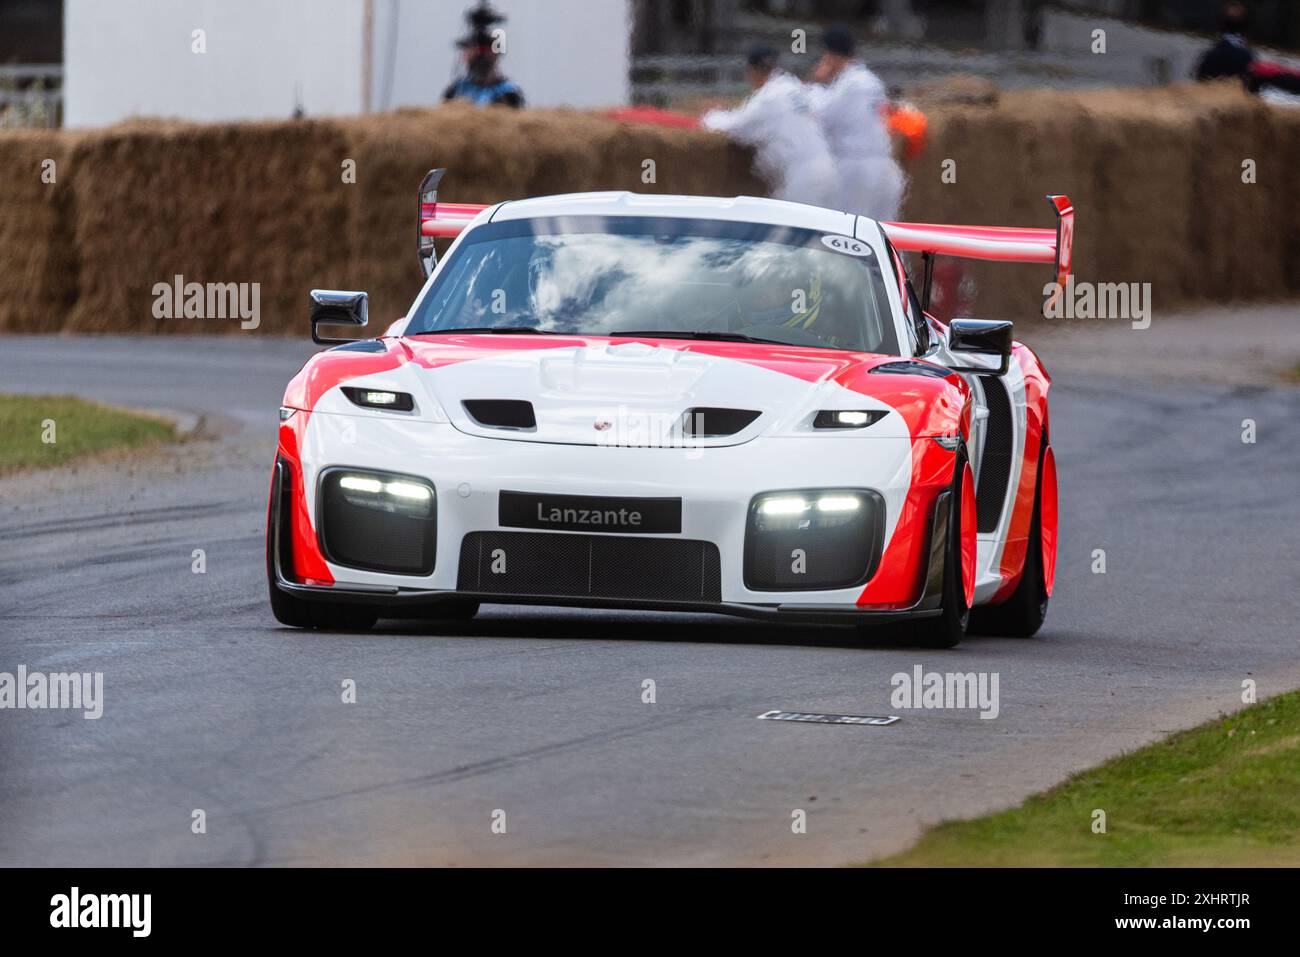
[2,0,1300,130]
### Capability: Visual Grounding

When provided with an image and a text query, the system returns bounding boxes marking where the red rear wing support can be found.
[882,195,1074,311]
[418,168,490,278]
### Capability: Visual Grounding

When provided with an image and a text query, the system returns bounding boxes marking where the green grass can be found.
[872,690,1300,867]
[0,394,175,474]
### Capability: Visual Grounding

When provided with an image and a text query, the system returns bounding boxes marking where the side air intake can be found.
[976,376,1014,533]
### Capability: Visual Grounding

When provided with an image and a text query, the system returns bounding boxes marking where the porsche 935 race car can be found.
[268,170,1070,647]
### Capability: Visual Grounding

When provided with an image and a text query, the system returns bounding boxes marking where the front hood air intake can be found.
[680,407,761,438]
[462,399,537,431]
[407,339,896,447]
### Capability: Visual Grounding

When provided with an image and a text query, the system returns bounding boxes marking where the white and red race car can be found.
[268,171,1069,647]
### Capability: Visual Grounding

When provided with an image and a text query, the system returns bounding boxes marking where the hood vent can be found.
[680,407,761,438]
[869,360,951,379]
[463,399,537,431]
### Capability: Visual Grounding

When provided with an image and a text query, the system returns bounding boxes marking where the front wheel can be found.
[405,599,480,621]
[268,581,379,631]
[266,500,378,631]
[908,455,973,648]
[862,452,972,649]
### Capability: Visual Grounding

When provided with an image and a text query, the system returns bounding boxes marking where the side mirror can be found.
[947,318,1013,375]
[310,289,368,345]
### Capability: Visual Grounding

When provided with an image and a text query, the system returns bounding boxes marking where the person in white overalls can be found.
[702,47,840,210]
[807,26,906,221]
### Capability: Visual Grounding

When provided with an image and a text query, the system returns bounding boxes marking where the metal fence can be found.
[631,46,1182,106]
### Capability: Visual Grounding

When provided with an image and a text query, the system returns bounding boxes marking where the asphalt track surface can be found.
[2,321,1298,867]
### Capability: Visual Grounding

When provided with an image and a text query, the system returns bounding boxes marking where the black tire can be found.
[969,444,1050,639]
[267,493,314,627]
[308,602,381,631]
[266,498,379,632]
[860,451,970,649]
[268,574,315,627]
[436,599,480,620]
[268,576,379,631]
[404,599,480,621]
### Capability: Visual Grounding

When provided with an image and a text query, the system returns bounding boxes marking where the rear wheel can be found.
[969,443,1051,638]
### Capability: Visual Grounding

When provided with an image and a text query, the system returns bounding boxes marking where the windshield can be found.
[406,216,900,354]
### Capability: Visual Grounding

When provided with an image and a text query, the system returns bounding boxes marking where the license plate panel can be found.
[499,490,682,534]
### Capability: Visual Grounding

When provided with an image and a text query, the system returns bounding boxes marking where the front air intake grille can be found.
[680,407,761,438]
[976,376,1013,533]
[318,469,436,575]
[458,531,722,603]
[463,399,536,430]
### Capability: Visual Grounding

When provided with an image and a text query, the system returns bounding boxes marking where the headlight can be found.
[334,473,433,517]
[813,409,886,429]
[745,489,885,591]
[279,407,296,421]
[758,496,810,517]
[341,387,415,412]
[319,469,436,575]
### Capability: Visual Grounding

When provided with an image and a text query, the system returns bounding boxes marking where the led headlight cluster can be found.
[813,409,887,429]
[336,474,434,516]
[341,387,415,412]
[744,489,885,591]
[319,469,436,575]
[758,493,862,517]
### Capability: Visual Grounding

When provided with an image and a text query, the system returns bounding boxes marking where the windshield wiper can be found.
[416,327,792,346]
[416,326,560,335]
[610,330,790,346]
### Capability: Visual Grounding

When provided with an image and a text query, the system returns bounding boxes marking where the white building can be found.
[64,0,631,127]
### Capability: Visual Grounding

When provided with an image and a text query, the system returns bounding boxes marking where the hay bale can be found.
[0,130,77,332]
[901,93,1094,321]
[65,119,351,335]
[1275,106,1300,295]
[913,75,1001,107]
[1,85,1297,337]
[900,83,1299,323]
[1068,89,1202,310]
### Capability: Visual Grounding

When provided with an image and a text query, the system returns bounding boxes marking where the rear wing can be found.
[415,171,1075,304]
[881,195,1074,311]
[417,168,489,278]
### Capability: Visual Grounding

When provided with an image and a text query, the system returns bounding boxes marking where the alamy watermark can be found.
[50,887,150,937]
[1042,276,1151,330]
[0,665,103,719]
[593,405,707,458]
[152,274,260,330]
[890,666,999,719]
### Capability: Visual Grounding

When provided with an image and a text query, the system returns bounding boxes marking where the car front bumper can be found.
[269,412,955,623]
